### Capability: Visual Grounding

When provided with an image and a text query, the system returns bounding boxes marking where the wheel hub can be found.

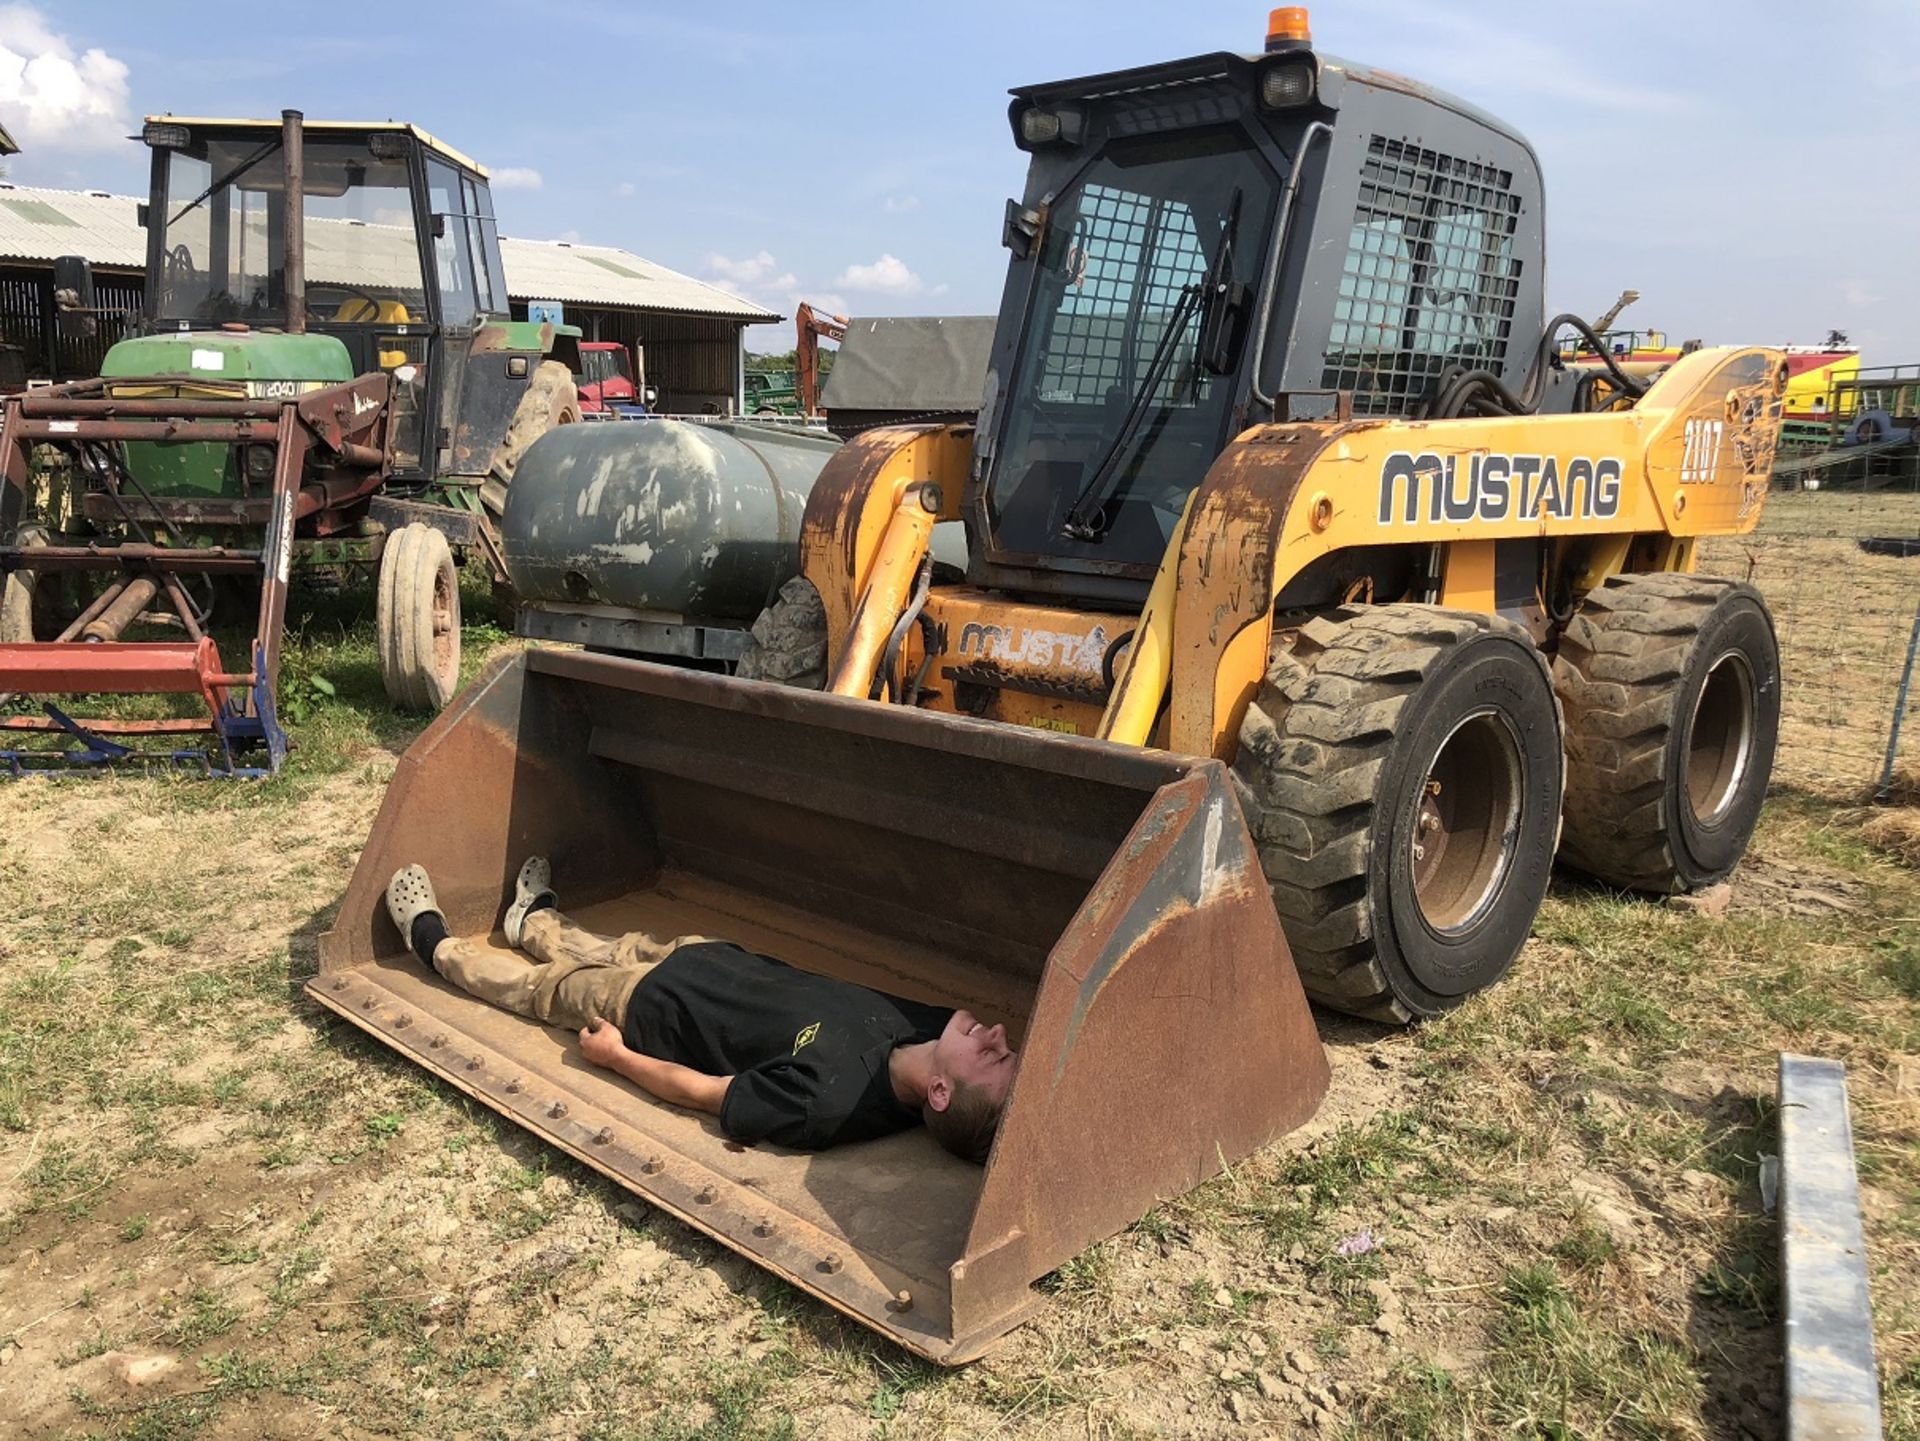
[1685,651,1755,826]
[1410,709,1524,934]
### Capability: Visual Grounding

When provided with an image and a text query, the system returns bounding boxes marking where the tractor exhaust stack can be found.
[281,109,305,335]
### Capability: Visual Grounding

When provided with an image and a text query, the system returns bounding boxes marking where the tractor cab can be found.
[576,341,654,415]
[135,114,579,486]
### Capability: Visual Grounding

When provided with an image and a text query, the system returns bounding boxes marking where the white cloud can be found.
[612,180,636,198]
[553,228,582,244]
[882,194,919,214]
[706,250,798,291]
[0,5,132,152]
[491,166,544,191]
[834,253,925,296]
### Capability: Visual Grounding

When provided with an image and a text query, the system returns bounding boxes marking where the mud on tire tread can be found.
[377,523,462,712]
[1231,604,1562,1024]
[736,576,828,689]
[1553,571,1779,893]
[483,360,580,516]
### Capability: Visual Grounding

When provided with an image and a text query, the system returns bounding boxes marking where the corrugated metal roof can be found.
[0,187,146,267]
[0,184,775,322]
[822,315,997,411]
[501,237,775,320]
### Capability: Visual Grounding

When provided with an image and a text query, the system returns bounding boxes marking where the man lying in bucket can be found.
[384,859,1016,1162]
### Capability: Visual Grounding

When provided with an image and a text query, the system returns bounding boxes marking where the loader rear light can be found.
[1013,104,1085,151]
[1259,59,1317,108]
[1266,6,1311,48]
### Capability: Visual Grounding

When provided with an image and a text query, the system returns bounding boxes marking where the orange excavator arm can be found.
[795,301,848,416]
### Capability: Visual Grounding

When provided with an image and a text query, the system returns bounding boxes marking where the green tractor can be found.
[0,110,581,773]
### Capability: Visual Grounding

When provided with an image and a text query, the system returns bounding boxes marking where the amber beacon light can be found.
[1266,7,1312,48]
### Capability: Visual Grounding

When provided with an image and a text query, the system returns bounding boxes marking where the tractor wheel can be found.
[1554,573,1779,893]
[483,360,580,515]
[1231,604,1565,1023]
[735,576,828,688]
[377,523,462,712]
[1,524,57,642]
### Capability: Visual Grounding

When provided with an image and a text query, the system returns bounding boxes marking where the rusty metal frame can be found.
[0,372,389,774]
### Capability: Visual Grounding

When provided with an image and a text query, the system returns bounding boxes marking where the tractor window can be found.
[427,159,479,327]
[426,164,507,324]
[155,141,286,323]
[301,142,425,325]
[580,349,630,385]
[1322,135,1524,415]
[987,126,1275,568]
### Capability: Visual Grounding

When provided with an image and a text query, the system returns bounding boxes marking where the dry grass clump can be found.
[1861,805,1920,866]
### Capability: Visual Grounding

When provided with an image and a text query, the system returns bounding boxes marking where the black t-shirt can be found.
[621,942,951,1150]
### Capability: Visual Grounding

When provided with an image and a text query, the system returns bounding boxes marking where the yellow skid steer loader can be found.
[316,11,1783,1362]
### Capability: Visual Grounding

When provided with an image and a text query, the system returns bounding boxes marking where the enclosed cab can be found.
[134,115,579,496]
[974,38,1545,605]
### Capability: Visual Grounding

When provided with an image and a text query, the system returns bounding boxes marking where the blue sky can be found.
[12,1,1918,356]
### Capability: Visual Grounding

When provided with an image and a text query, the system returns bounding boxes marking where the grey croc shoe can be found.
[504,855,557,948]
[386,864,443,941]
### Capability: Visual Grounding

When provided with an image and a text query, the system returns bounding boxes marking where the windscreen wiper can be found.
[168,140,281,228]
[1059,283,1203,541]
[1060,189,1244,543]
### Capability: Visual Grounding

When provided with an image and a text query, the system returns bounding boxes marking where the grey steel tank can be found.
[502,419,840,622]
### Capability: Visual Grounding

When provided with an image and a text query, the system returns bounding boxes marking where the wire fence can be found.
[1695,446,1920,797]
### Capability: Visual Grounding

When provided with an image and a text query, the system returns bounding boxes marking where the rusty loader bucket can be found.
[313,650,1329,1361]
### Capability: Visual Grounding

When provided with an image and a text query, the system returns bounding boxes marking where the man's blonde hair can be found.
[923,1079,1001,1165]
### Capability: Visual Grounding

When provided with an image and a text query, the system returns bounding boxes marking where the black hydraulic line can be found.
[905,612,940,707]
[874,552,935,702]
[1418,313,1650,421]
[80,440,217,628]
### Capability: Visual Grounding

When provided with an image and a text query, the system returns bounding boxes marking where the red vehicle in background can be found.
[575,341,656,416]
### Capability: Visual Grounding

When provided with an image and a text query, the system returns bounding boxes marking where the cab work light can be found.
[142,122,191,149]
[1259,60,1317,109]
[1014,104,1085,150]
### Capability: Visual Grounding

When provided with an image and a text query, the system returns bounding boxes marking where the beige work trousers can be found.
[431,910,712,1031]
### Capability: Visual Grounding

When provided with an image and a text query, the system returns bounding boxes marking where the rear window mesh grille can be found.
[1322,135,1524,416]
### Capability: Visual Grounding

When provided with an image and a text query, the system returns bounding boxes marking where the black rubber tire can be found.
[1554,573,1780,893]
[1232,604,1565,1024]
[376,524,462,712]
[735,575,827,688]
[482,360,580,516]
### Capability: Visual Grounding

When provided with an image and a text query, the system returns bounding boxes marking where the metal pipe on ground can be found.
[1779,1054,1884,1440]
[313,650,1331,1361]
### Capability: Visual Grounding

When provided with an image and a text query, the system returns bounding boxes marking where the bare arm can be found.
[577,1017,730,1116]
